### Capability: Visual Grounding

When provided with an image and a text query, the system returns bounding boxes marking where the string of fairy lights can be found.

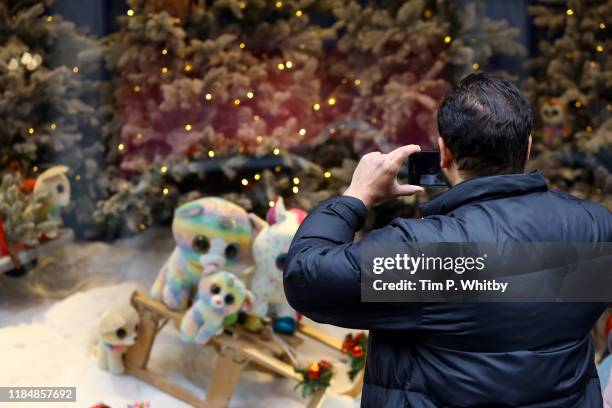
[142,4,418,197]
[118,4,355,200]
[563,5,609,128]
[126,2,607,200]
[13,3,607,203]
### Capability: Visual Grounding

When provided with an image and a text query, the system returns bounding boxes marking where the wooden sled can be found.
[125,291,332,408]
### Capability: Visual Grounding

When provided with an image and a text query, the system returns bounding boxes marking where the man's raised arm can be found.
[283,145,425,329]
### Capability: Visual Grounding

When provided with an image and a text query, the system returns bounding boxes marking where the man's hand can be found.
[343,144,424,208]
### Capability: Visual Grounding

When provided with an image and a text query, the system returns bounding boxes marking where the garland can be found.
[295,360,334,398]
[342,332,368,381]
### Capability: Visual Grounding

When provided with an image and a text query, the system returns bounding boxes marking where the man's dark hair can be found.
[437,72,533,177]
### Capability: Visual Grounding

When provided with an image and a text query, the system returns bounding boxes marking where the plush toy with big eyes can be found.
[540,97,570,147]
[180,271,254,344]
[248,197,306,335]
[150,197,255,310]
[33,165,71,218]
[97,303,140,374]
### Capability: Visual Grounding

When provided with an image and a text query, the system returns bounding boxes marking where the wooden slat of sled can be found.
[341,369,364,398]
[131,291,184,321]
[221,335,302,381]
[127,364,207,408]
[229,324,303,356]
[125,308,159,369]
[297,323,343,351]
[204,346,249,408]
[307,389,327,408]
[125,291,326,408]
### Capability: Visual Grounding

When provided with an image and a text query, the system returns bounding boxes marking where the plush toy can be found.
[97,303,140,374]
[247,197,306,335]
[150,197,256,310]
[180,271,254,344]
[540,97,571,147]
[33,165,71,218]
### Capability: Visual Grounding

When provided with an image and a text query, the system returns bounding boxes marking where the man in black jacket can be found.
[284,73,612,407]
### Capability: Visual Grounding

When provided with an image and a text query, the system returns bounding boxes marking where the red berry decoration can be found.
[307,362,320,380]
[341,334,355,353]
[296,359,334,398]
[319,359,333,370]
[342,331,368,381]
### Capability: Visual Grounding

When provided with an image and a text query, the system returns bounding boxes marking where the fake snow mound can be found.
[0,229,360,408]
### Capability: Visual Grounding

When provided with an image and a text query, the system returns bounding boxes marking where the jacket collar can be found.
[419,170,548,217]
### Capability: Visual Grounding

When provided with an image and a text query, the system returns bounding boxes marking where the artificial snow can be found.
[0,228,360,408]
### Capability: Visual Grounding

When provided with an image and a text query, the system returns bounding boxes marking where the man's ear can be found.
[437,137,453,169]
[525,135,532,164]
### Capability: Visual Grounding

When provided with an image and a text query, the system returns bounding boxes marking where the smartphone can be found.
[407,151,447,187]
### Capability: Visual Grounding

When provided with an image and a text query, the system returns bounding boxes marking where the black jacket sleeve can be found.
[283,195,423,330]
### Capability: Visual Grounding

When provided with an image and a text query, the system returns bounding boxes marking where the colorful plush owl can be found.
[540,97,570,147]
[249,197,306,334]
[180,271,253,344]
[150,197,256,310]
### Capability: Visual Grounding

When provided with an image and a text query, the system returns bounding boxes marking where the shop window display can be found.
[0,0,610,407]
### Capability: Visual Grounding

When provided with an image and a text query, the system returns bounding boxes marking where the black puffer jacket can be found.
[284,171,612,407]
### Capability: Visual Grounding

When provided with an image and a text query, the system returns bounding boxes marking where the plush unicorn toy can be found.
[248,197,306,334]
[180,271,254,344]
[151,197,255,310]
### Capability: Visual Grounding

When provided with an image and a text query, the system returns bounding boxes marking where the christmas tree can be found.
[0,0,109,237]
[0,174,59,246]
[96,0,524,235]
[329,0,525,148]
[524,0,611,209]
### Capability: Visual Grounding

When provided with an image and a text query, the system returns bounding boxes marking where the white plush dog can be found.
[97,303,140,374]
